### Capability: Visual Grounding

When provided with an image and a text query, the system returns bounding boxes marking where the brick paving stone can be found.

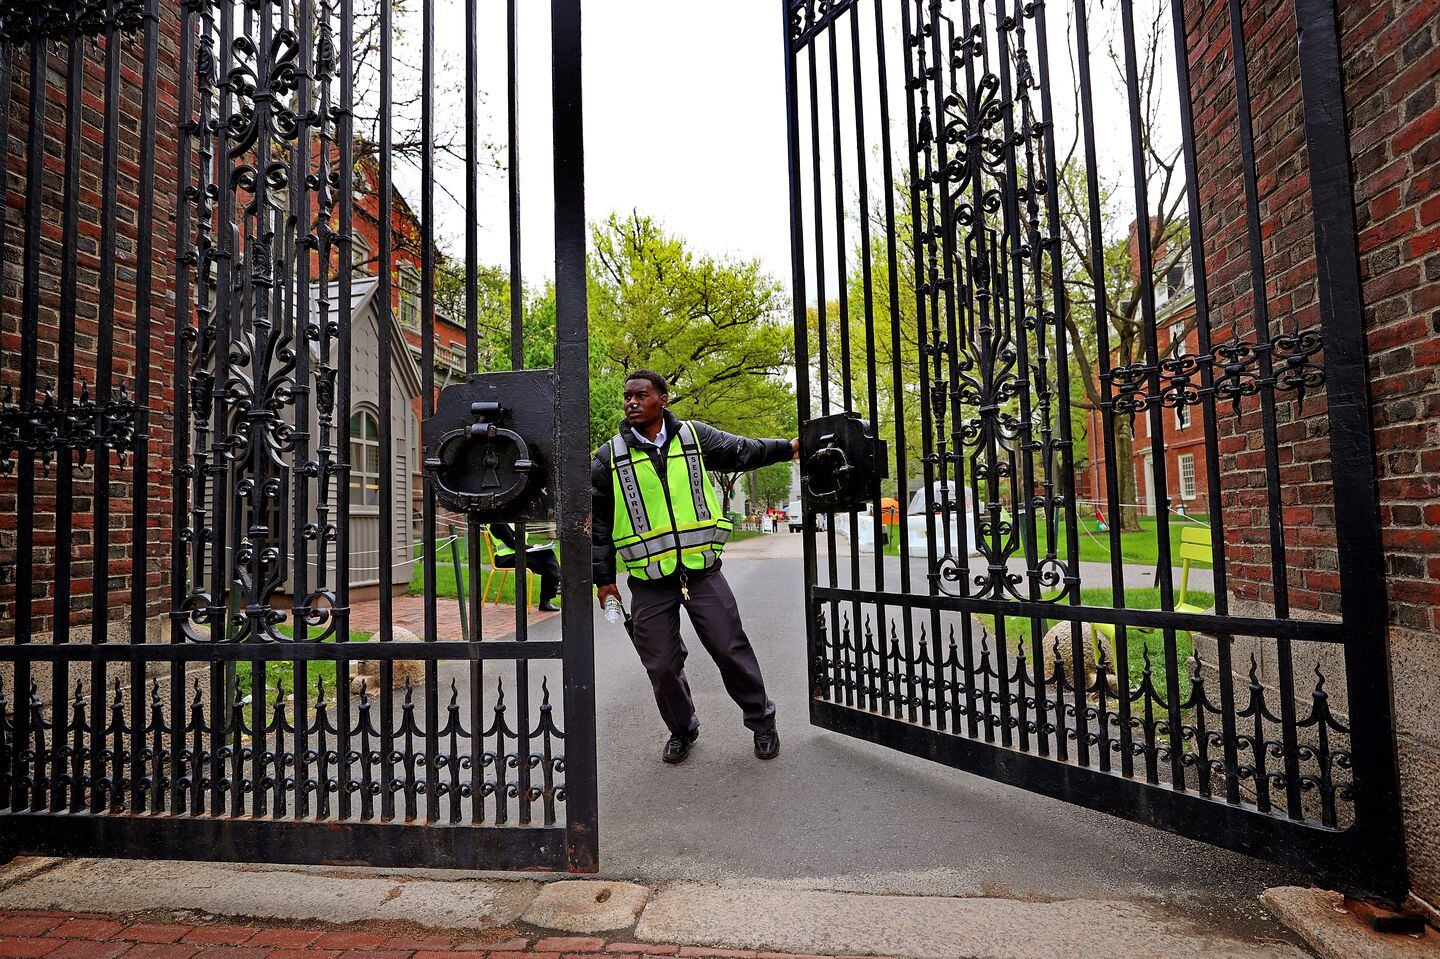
[181,929,258,947]
[121,944,199,959]
[0,919,63,938]
[187,947,274,959]
[52,922,128,941]
[605,946,676,955]
[0,939,63,958]
[452,940,529,953]
[265,950,339,959]
[334,949,411,959]
[489,951,545,959]
[533,938,605,954]
[244,934,320,950]
[45,940,130,959]
[376,936,455,953]
[309,935,388,952]
[676,950,759,959]
[116,927,189,945]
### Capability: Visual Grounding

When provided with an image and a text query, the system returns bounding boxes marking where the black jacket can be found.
[591,409,793,585]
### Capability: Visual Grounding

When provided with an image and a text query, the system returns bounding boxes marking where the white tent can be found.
[831,481,979,556]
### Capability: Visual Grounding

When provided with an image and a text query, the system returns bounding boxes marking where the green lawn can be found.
[873,513,1209,565]
[235,625,374,701]
[1035,513,1210,566]
[409,539,524,604]
[975,585,1215,698]
[730,529,766,543]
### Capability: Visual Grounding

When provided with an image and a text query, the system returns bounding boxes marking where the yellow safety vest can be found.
[609,422,732,580]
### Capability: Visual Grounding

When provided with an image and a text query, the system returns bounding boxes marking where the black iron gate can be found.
[785,0,1406,901]
[0,0,595,871]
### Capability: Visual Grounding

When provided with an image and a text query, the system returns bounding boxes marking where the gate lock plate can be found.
[422,369,556,522]
[800,411,887,513]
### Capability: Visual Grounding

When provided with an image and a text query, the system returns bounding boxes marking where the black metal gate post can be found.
[782,0,1407,902]
[1292,0,1407,903]
[1,0,596,873]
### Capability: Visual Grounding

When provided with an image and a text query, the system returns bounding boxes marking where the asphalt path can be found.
[585,532,1298,907]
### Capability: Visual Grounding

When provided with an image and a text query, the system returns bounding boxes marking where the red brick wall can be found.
[1184,0,1345,616]
[1341,0,1440,633]
[0,16,182,641]
[1186,0,1440,908]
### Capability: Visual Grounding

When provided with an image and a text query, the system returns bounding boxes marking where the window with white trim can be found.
[349,408,381,509]
[1178,453,1197,501]
[398,263,421,330]
[352,231,371,269]
[1176,402,1192,430]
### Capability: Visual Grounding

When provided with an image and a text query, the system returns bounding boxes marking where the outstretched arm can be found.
[693,422,796,473]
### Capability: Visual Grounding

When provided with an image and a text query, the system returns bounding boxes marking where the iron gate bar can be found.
[1293,0,1408,904]
[1118,0,1184,789]
[0,643,566,663]
[5,814,568,871]
[1221,0,1302,817]
[1070,0,1135,776]
[553,0,599,871]
[784,0,1407,902]
[1166,0,1241,804]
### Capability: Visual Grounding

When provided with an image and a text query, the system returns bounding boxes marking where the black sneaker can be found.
[754,728,780,760]
[662,728,700,764]
[538,600,560,612]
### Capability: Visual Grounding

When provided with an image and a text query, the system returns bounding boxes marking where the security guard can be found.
[488,523,561,612]
[593,370,797,764]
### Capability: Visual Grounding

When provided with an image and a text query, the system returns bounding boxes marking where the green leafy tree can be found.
[588,212,796,443]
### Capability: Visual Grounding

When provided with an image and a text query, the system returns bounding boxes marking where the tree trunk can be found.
[1113,413,1143,533]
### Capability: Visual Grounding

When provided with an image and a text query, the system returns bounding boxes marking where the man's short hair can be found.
[625,369,669,397]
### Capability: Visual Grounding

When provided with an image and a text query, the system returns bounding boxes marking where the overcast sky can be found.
[396,0,792,291]
[386,1,1171,301]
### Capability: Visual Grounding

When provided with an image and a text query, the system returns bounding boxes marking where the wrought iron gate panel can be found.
[0,0,595,871]
[783,0,1405,901]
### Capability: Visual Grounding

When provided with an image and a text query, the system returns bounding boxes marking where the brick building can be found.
[1083,255,1212,521]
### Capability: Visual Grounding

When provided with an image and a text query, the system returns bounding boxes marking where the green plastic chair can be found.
[1092,524,1213,675]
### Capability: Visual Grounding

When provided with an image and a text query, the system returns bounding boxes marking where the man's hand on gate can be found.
[597,583,621,608]
[791,437,800,461]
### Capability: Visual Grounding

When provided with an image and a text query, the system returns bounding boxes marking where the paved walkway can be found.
[347,594,558,642]
[0,859,1313,959]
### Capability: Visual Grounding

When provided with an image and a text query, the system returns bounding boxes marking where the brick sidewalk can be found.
[347,594,559,642]
[0,912,855,959]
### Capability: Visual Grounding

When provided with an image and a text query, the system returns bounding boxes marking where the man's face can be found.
[623,378,667,427]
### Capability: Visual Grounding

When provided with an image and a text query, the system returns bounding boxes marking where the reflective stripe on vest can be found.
[610,421,732,580]
[492,530,524,559]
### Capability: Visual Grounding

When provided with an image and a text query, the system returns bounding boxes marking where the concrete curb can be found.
[0,858,1309,959]
[1261,886,1440,959]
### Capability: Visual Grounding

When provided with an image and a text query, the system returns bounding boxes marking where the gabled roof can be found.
[307,275,424,400]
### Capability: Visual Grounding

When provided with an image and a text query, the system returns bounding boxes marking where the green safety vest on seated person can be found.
[490,527,524,560]
[609,421,733,580]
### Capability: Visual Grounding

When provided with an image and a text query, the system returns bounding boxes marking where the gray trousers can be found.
[627,568,777,736]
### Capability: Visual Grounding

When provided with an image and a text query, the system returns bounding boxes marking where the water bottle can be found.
[603,595,624,625]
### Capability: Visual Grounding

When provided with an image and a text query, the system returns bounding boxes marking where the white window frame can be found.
[1178,453,1197,501]
[1176,402,1192,431]
[398,263,421,330]
[351,230,371,273]
[349,407,381,512]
